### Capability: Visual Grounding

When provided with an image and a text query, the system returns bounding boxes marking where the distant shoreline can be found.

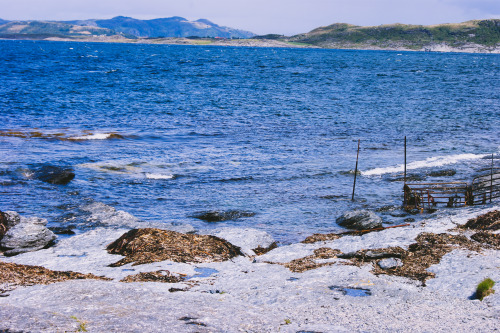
[2,36,500,54]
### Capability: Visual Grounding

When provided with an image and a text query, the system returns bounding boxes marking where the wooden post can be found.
[404,136,407,185]
[403,136,407,207]
[352,139,360,201]
[491,154,494,203]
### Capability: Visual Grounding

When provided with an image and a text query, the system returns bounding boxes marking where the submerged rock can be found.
[336,210,382,230]
[32,165,75,185]
[0,215,56,256]
[106,228,243,266]
[428,169,456,177]
[192,210,256,222]
[385,173,426,182]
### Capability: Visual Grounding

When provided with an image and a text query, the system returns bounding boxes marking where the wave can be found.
[362,153,488,176]
[145,173,175,180]
[68,133,124,140]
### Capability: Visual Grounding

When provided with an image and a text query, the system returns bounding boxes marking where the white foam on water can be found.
[362,153,488,176]
[69,133,114,140]
[145,173,175,180]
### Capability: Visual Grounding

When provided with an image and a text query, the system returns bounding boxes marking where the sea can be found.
[0,40,499,244]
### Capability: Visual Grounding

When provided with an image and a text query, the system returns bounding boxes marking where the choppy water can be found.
[1,40,499,243]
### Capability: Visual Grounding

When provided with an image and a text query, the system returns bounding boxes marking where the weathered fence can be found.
[403,165,499,210]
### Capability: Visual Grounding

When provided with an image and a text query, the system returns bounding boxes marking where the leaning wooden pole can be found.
[352,139,360,201]
[491,153,494,203]
[404,136,407,185]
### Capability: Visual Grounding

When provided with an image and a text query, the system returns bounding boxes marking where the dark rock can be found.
[0,215,56,256]
[428,169,456,177]
[404,218,416,222]
[386,173,426,182]
[0,211,8,239]
[192,210,256,222]
[106,228,243,266]
[376,205,400,212]
[48,226,76,235]
[336,210,382,230]
[32,165,75,185]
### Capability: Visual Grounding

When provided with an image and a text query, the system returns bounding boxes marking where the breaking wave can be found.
[362,153,488,176]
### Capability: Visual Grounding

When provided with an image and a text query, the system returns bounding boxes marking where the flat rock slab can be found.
[106,228,243,266]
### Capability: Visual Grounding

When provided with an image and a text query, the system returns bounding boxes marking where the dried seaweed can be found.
[252,242,278,256]
[285,232,495,285]
[471,232,500,249]
[0,211,7,239]
[120,270,185,283]
[0,260,110,293]
[106,228,243,267]
[284,247,342,273]
[461,210,500,231]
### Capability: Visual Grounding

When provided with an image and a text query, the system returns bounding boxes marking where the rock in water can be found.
[336,210,383,230]
[106,228,243,266]
[32,165,75,185]
[0,215,56,256]
[192,210,256,222]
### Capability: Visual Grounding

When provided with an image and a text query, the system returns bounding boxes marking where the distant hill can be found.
[0,16,255,40]
[68,16,255,38]
[0,20,122,39]
[287,20,500,50]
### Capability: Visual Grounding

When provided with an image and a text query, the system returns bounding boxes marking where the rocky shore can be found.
[10,35,496,53]
[0,205,499,332]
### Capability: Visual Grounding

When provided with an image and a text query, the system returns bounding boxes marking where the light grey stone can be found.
[0,220,55,254]
[378,258,403,270]
[3,211,21,228]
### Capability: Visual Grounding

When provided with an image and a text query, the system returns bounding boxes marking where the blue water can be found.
[1,40,499,243]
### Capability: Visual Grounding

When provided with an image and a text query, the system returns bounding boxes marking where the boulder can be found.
[0,215,56,256]
[336,210,382,230]
[32,165,75,185]
[192,210,256,222]
[378,258,403,270]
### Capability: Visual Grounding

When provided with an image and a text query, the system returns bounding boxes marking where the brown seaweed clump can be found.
[252,242,278,256]
[284,232,492,285]
[106,228,243,267]
[0,260,110,294]
[284,248,342,273]
[120,270,185,283]
[0,211,7,239]
[461,210,500,231]
[470,232,500,249]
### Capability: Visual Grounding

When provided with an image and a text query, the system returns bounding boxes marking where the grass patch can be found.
[476,278,495,301]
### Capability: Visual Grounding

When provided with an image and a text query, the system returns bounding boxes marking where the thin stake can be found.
[404,136,407,185]
[352,139,360,201]
[491,153,494,203]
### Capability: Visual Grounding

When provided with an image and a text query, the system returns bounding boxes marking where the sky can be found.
[1,0,499,35]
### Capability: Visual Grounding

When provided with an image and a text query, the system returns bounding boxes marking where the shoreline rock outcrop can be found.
[0,211,56,256]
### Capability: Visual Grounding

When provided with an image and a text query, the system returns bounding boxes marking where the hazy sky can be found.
[1,0,499,35]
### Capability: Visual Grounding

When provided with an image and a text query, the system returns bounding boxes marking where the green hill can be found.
[0,20,118,39]
[288,20,500,50]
